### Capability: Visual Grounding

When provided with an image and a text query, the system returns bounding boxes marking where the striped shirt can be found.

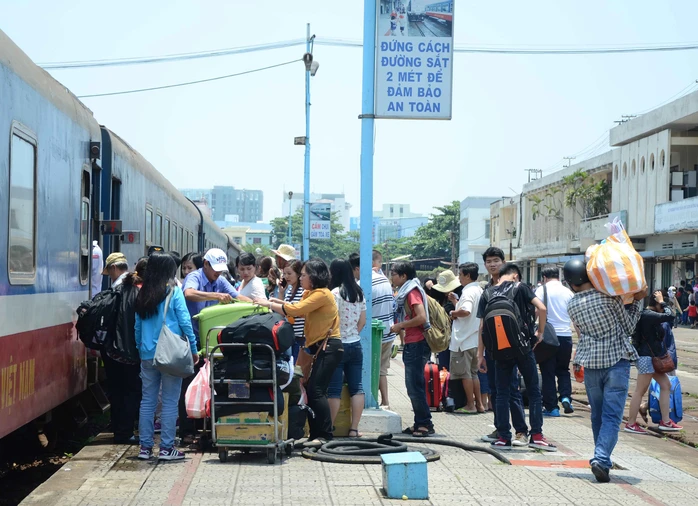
[372,270,396,343]
[283,285,305,340]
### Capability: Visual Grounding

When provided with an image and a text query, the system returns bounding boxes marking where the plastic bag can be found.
[185,359,211,419]
[585,217,646,304]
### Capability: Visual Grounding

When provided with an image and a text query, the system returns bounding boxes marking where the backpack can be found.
[649,375,682,423]
[405,292,451,353]
[481,282,531,361]
[75,289,121,350]
[218,313,294,357]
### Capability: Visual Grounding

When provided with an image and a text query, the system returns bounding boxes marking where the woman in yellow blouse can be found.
[255,258,342,442]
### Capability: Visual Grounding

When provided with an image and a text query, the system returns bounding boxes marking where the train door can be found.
[80,168,91,288]
[111,178,122,252]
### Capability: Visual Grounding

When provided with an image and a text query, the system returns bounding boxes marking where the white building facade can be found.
[459,197,499,271]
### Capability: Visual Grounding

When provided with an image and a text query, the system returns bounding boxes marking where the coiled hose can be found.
[300,433,511,465]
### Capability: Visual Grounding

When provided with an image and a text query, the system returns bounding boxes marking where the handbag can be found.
[534,284,560,364]
[649,342,675,374]
[153,290,195,378]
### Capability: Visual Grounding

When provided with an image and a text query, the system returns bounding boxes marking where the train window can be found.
[155,213,162,247]
[179,226,184,253]
[79,169,90,285]
[164,218,170,250]
[190,232,194,253]
[171,222,178,253]
[145,207,153,245]
[8,124,37,284]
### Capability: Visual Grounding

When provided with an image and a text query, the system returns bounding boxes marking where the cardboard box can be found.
[215,394,288,444]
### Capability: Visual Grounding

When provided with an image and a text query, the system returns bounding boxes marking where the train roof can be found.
[0,29,100,137]
[103,128,228,241]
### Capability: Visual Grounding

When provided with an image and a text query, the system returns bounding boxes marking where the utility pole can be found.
[525,168,542,182]
[563,156,576,168]
[450,211,458,273]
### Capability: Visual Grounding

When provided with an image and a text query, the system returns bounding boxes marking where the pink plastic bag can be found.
[185,359,210,419]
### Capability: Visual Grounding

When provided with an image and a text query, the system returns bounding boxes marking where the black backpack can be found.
[75,289,121,350]
[218,313,294,357]
[481,282,530,361]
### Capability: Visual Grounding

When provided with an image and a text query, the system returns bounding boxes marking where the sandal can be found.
[402,427,415,435]
[412,427,430,438]
[347,429,362,438]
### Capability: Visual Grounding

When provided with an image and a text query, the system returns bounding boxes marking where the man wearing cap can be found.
[179,248,251,444]
[103,252,129,289]
[436,264,485,414]
[182,248,252,338]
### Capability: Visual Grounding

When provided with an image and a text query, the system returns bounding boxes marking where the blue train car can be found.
[0,29,98,438]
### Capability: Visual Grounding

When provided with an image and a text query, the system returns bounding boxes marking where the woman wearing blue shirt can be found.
[135,253,198,461]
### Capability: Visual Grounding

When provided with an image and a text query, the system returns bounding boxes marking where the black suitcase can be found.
[218,313,294,356]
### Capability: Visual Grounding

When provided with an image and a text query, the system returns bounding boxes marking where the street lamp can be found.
[287,191,294,244]
[301,23,318,261]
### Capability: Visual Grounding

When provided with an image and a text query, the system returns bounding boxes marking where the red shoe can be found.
[528,433,557,452]
[624,423,647,435]
[658,420,682,432]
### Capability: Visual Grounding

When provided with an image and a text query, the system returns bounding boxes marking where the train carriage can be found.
[425,1,453,25]
[0,29,99,439]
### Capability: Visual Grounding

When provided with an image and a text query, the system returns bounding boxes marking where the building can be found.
[489,195,522,262]
[458,196,499,270]
[179,187,263,223]
[282,192,352,233]
[220,222,274,247]
[608,91,698,288]
[376,203,421,219]
[350,204,428,245]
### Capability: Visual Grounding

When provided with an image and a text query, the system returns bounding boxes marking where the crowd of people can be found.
[92,242,685,483]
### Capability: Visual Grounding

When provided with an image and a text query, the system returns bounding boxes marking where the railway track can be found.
[411,18,450,38]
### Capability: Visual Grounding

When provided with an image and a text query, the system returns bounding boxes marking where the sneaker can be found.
[481,429,499,443]
[528,434,557,452]
[543,408,560,417]
[624,423,648,435]
[138,446,153,460]
[158,447,185,461]
[512,432,528,447]
[591,461,610,483]
[658,420,683,432]
[561,397,574,414]
[153,421,162,433]
[490,438,512,450]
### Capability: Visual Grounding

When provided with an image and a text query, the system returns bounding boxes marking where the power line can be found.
[76,59,300,98]
[39,38,698,70]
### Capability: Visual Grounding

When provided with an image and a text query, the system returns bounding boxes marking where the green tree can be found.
[242,243,273,256]
[409,200,460,259]
[269,209,360,264]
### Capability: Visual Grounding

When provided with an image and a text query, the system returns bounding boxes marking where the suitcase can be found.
[448,378,467,410]
[424,362,442,409]
[219,313,295,356]
[193,302,268,352]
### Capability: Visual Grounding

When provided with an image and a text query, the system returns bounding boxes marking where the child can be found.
[689,298,697,328]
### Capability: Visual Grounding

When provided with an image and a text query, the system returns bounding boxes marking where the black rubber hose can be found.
[390,435,511,465]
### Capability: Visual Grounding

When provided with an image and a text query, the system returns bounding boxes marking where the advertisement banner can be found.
[310,203,331,240]
[375,0,455,119]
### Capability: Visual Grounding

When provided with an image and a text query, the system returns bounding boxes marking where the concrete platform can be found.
[21,354,698,505]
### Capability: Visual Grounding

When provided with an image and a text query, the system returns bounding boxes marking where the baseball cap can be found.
[204,248,229,273]
[102,252,128,274]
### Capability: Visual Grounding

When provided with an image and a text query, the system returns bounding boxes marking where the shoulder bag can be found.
[534,284,560,364]
[153,290,195,378]
[648,333,675,374]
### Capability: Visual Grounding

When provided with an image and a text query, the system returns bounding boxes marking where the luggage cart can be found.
[207,336,293,464]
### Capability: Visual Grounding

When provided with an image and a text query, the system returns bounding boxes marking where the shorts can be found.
[450,348,479,380]
[635,356,655,375]
[380,340,395,376]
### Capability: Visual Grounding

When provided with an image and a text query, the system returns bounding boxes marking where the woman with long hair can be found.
[135,253,198,461]
[625,290,682,434]
[327,259,366,437]
[254,259,342,443]
[268,260,305,360]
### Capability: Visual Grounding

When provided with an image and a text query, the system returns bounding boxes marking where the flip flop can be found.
[454,407,478,415]
[347,429,363,438]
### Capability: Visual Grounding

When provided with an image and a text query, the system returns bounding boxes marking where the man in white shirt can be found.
[535,267,575,416]
[447,263,484,414]
[91,241,103,298]
[370,250,397,408]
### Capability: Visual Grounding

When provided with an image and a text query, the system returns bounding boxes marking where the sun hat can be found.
[271,244,296,262]
[432,270,461,293]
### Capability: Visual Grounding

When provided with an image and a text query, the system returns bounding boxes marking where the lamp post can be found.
[302,24,318,261]
[287,191,294,244]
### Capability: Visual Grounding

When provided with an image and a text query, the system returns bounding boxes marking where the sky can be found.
[3,1,698,223]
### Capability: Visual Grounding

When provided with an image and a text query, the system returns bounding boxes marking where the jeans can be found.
[140,360,183,450]
[437,349,450,371]
[102,353,142,441]
[307,338,344,440]
[403,340,433,429]
[495,350,542,440]
[584,359,631,470]
[539,336,573,411]
[486,354,527,434]
[328,341,364,398]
